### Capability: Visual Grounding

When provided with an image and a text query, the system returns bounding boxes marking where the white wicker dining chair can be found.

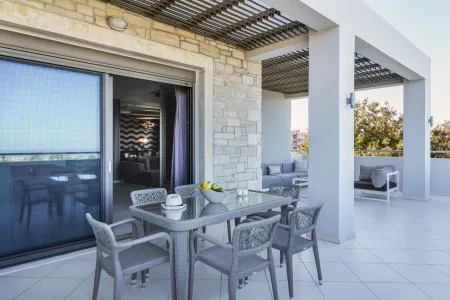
[189,215,281,300]
[85,213,175,300]
[270,203,324,299]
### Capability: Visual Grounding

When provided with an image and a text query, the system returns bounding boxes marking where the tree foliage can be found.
[298,98,450,158]
[354,98,403,156]
[431,120,450,158]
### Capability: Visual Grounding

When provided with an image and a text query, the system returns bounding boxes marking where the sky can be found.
[0,59,101,154]
[291,0,450,131]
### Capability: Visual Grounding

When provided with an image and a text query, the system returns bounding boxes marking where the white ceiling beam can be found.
[282,80,404,99]
[355,37,421,81]
[284,92,308,99]
[262,0,430,80]
[246,35,309,61]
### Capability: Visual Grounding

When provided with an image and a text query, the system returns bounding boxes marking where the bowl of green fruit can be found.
[199,181,228,203]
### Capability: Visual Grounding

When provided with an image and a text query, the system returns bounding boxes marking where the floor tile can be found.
[276,281,326,300]
[272,263,314,282]
[47,259,95,278]
[299,247,342,263]
[14,278,84,300]
[318,282,378,300]
[407,250,450,265]
[304,262,360,283]
[322,239,364,250]
[121,279,172,300]
[389,264,450,284]
[347,263,408,283]
[426,240,450,251]
[0,277,40,300]
[416,283,450,300]
[5,262,62,278]
[355,228,380,238]
[193,262,222,280]
[65,277,115,300]
[387,239,438,251]
[366,283,432,300]
[356,237,400,249]
[147,263,172,279]
[369,249,425,264]
[220,280,273,300]
[431,265,450,277]
[332,248,383,264]
[186,279,222,300]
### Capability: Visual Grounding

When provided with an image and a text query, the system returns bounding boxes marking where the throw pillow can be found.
[294,159,308,172]
[371,166,391,188]
[268,165,281,175]
[359,165,382,181]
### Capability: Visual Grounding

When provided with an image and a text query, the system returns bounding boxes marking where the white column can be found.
[308,26,355,243]
[403,79,431,200]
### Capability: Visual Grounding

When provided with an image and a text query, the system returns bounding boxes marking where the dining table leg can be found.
[172,231,189,300]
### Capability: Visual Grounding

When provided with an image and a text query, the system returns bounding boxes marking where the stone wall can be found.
[0,0,262,189]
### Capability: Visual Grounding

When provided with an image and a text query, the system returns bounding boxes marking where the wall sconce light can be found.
[428,116,434,127]
[106,16,128,31]
[347,92,356,109]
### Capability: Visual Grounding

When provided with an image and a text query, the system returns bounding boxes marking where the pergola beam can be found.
[246,34,309,61]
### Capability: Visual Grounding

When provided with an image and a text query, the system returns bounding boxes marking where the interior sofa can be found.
[119,156,160,187]
[262,162,308,189]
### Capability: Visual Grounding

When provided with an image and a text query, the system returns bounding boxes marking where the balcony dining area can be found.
[1,188,450,300]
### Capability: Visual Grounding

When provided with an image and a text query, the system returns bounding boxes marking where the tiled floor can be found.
[2,193,450,300]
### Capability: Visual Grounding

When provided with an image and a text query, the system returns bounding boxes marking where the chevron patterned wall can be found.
[120,115,159,153]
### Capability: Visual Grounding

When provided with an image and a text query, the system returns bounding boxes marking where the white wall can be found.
[431,159,450,196]
[261,89,291,163]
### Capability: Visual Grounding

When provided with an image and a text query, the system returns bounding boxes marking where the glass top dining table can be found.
[128,189,302,300]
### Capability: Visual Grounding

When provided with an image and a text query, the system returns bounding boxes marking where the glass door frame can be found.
[0,57,104,268]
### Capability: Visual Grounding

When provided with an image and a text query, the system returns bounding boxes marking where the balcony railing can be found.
[291,149,450,158]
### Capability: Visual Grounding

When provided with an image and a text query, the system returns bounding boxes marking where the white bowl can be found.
[200,189,228,203]
[166,194,182,207]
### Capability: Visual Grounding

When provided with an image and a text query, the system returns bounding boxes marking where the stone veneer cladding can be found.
[0,0,262,189]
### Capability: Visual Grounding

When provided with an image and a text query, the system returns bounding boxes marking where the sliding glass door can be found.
[0,58,102,264]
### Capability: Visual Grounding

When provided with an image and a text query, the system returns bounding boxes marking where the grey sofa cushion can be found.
[149,156,160,170]
[138,157,150,171]
[295,171,308,178]
[268,165,281,175]
[261,164,268,176]
[275,173,299,185]
[262,175,282,189]
[359,165,382,181]
[354,180,397,192]
[282,162,294,173]
[293,158,308,172]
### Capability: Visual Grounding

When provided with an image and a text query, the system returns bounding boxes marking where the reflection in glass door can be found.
[0,58,102,264]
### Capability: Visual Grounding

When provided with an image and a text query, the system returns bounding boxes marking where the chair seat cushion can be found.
[102,242,169,276]
[354,180,397,192]
[196,245,267,275]
[272,227,313,251]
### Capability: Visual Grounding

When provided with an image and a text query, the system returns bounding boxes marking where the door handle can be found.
[108,161,112,174]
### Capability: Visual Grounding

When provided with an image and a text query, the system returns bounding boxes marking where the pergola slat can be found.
[262,50,404,95]
[107,0,309,51]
